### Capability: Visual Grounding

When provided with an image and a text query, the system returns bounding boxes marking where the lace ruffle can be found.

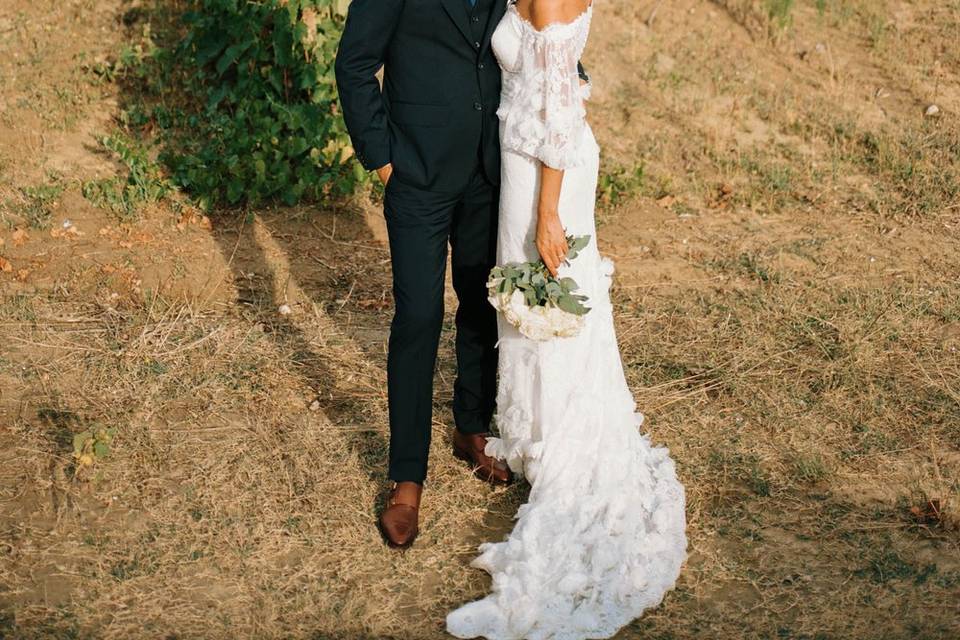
[452,253,687,640]
[448,8,687,636]
[497,6,593,170]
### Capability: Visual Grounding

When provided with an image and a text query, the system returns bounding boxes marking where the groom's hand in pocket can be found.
[376,163,393,186]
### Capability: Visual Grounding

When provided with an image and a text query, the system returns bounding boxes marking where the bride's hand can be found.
[536,208,568,278]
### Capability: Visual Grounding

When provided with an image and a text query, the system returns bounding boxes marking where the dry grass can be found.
[1,0,959,638]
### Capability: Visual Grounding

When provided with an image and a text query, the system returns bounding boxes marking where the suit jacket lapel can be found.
[479,0,507,57]
[440,0,474,48]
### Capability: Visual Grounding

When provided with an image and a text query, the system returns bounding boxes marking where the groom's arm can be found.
[334,0,403,173]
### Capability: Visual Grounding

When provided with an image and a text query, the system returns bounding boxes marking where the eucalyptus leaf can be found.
[488,232,594,323]
[556,294,589,316]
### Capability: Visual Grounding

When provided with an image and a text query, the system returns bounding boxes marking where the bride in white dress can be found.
[446,1,688,638]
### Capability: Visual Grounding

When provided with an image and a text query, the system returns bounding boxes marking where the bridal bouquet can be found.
[487,235,592,341]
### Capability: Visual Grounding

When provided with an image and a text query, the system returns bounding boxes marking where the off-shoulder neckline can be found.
[508,1,593,35]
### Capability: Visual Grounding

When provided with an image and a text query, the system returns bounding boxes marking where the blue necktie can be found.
[468,0,476,6]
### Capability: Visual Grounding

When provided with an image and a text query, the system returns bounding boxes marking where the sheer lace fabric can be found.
[446,3,688,639]
[495,3,593,170]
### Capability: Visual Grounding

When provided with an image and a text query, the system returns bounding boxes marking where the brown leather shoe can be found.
[378,481,422,548]
[452,430,513,485]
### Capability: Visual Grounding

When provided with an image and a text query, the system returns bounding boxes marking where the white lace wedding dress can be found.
[446,2,688,639]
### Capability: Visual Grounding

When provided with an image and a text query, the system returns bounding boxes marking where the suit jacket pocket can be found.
[389,102,450,128]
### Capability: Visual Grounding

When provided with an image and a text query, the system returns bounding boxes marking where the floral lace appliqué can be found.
[497,5,593,170]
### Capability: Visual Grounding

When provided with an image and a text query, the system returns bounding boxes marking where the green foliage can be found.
[597,162,645,207]
[791,453,828,484]
[737,252,781,284]
[488,235,593,316]
[159,0,362,209]
[766,0,795,29]
[73,423,117,470]
[747,457,771,497]
[838,122,960,218]
[17,179,65,229]
[82,134,172,220]
[88,23,159,84]
[855,543,925,585]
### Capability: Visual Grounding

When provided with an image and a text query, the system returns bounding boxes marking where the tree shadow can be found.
[212,202,527,553]
[118,0,525,583]
[207,204,392,485]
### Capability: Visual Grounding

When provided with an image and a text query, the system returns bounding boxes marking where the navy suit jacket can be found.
[335,0,506,192]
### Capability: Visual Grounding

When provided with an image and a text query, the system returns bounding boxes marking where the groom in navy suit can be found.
[335,0,512,548]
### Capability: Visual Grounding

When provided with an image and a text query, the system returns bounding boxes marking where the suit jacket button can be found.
[474,102,483,111]
[474,41,481,49]
[478,63,485,70]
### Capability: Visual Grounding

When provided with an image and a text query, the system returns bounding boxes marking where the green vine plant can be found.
[138,0,363,210]
[82,134,172,220]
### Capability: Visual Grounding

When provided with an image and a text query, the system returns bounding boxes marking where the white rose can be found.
[491,289,586,341]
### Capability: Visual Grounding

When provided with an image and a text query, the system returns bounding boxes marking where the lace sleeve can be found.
[502,20,589,170]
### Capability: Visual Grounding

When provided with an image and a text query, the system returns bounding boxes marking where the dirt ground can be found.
[1,0,958,638]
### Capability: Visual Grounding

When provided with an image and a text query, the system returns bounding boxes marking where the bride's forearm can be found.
[537,164,564,217]
[536,164,568,277]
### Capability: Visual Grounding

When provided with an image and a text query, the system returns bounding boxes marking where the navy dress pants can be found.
[382,164,499,484]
